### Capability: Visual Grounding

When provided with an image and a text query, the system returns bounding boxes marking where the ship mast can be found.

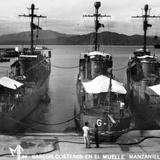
[83,1,110,51]
[107,68,112,131]
[132,4,160,54]
[19,4,46,54]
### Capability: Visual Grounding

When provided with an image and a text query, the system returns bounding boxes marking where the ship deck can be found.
[0,130,160,160]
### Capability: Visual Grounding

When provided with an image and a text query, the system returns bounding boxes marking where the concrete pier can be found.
[0,130,160,160]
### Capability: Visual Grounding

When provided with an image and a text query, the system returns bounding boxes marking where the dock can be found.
[0,130,160,160]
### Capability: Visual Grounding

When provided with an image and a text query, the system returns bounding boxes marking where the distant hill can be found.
[0,30,72,45]
[0,30,155,45]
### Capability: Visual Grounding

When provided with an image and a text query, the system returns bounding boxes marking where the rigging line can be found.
[108,17,112,50]
[1,56,126,72]
[1,110,81,132]
[99,17,106,51]
[99,28,104,51]
[28,112,81,126]
[3,113,52,133]
[52,64,79,69]
[25,58,48,74]
[83,16,92,51]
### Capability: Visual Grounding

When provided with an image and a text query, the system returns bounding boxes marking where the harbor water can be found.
[0,45,160,133]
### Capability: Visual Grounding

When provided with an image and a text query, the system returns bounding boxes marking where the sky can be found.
[0,0,160,35]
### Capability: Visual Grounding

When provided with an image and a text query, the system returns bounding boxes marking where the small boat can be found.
[154,44,160,49]
[127,4,160,129]
[154,36,160,49]
[2,47,21,58]
[0,4,52,133]
[75,1,131,141]
[0,57,10,62]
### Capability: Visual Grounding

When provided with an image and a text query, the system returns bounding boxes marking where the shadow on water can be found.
[15,100,50,133]
[17,90,78,133]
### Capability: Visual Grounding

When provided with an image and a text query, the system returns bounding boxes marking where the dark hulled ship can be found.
[0,4,52,132]
[154,36,160,49]
[127,5,160,129]
[75,1,131,141]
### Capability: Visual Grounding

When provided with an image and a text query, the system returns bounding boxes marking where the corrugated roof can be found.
[148,84,160,96]
[0,77,23,90]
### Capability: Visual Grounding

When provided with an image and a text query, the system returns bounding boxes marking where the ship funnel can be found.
[94,1,101,9]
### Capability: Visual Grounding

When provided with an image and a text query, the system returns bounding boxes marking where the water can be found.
[0,45,160,133]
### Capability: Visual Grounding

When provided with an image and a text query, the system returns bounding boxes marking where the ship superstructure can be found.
[0,4,52,132]
[75,1,131,141]
[127,4,160,129]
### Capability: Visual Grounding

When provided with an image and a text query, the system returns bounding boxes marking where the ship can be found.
[154,36,160,49]
[0,57,10,62]
[75,1,131,141]
[126,4,160,129]
[0,4,52,133]
[3,47,21,58]
[154,44,160,49]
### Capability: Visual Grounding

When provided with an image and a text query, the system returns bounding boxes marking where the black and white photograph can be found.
[0,0,160,159]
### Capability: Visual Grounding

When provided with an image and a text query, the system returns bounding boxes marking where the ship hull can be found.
[75,107,131,141]
[129,93,160,129]
[154,44,160,49]
[0,75,50,133]
[75,111,131,131]
[75,79,131,141]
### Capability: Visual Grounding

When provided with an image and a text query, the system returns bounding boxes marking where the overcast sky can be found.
[0,0,160,35]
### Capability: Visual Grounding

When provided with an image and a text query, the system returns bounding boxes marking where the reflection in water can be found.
[23,45,81,133]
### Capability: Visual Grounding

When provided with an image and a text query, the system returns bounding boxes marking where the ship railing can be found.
[0,92,24,112]
[24,81,37,86]
[24,70,49,86]
[146,93,160,104]
[0,101,16,113]
[0,102,6,112]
